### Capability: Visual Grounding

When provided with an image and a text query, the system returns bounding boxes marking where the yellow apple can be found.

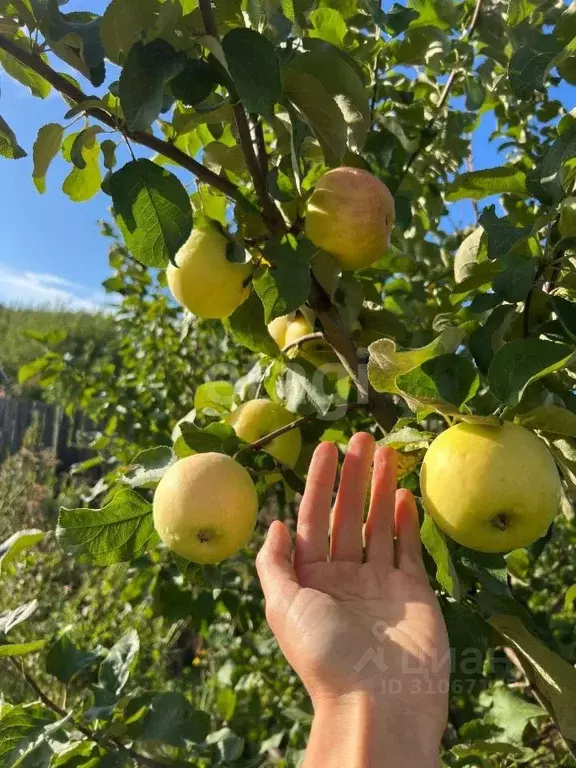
[268,313,313,350]
[227,398,301,468]
[305,167,395,271]
[166,228,251,319]
[153,452,258,563]
[420,422,561,553]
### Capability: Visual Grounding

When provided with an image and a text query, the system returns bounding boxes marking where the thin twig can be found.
[196,0,282,233]
[399,0,484,183]
[251,115,269,178]
[308,276,398,432]
[0,33,255,212]
[281,332,325,355]
[9,659,175,768]
[247,402,370,451]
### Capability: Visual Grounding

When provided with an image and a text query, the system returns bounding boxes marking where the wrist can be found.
[306,692,442,768]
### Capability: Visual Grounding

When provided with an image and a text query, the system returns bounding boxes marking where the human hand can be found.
[256,432,450,765]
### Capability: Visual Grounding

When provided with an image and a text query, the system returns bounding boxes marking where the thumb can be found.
[256,520,300,617]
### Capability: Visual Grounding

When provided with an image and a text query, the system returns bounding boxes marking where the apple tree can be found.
[2,0,576,763]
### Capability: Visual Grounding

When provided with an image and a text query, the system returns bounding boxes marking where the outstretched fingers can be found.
[330,432,375,562]
[394,489,426,577]
[294,441,338,570]
[365,445,397,569]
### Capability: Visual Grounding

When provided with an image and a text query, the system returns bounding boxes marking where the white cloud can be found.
[0,263,108,313]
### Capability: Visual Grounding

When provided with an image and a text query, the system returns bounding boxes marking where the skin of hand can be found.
[256,432,450,767]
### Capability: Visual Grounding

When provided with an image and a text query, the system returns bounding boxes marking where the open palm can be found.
[256,433,450,740]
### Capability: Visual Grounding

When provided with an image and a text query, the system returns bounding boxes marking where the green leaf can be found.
[44,1,106,86]
[203,141,246,176]
[508,0,541,25]
[0,640,46,657]
[222,28,281,119]
[454,227,487,283]
[170,59,220,107]
[110,159,193,268]
[32,123,64,193]
[556,0,576,46]
[447,167,528,202]
[515,405,576,437]
[123,446,174,489]
[46,631,102,683]
[282,65,346,166]
[285,46,370,150]
[119,40,185,131]
[485,686,546,743]
[0,114,26,159]
[421,515,461,599]
[70,126,103,169]
[62,133,101,202]
[177,422,240,457]
[488,339,575,405]
[254,238,313,323]
[0,601,38,635]
[125,692,210,746]
[206,728,245,763]
[540,123,576,203]
[489,613,576,743]
[98,629,140,694]
[380,3,419,35]
[56,489,158,566]
[479,205,531,260]
[509,38,561,100]
[225,291,279,356]
[380,427,433,450]
[395,25,450,67]
[194,381,235,413]
[0,530,44,575]
[368,327,463,395]
[464,73,486,110]
[396,353,479,412]
[552,295,576,340]
[0,47,50,97]
[470,304,516,374]
[283,358,335,416]
[565,584,576,612]
[0,704,60,768]
[308,7,347,47]
[492,254,535,302]
[101,139,117,171]
[100,0,159,63]
[441,600,490,685]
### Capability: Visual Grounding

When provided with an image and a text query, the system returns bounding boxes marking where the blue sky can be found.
[0,1,574,310]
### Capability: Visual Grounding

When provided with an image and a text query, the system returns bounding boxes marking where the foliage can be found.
[2,0,576,764]
[0,306,113,398]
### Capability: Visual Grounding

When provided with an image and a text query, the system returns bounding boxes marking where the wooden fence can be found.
[0,397,94,467]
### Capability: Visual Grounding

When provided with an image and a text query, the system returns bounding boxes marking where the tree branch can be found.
[0,33,258,213]
[309,276,398,432]
[251,114,269,179]
[9,658,177,768]
[398,0,484,184]
[196,0,283,233]
[281,332,325,355]
[247,401,370,452]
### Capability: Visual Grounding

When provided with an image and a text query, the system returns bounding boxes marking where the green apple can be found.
[227,398,301,468]
[166,228,251,319]
[305,166,395,271]
[421,422,561,553]
[153,452,258,563]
